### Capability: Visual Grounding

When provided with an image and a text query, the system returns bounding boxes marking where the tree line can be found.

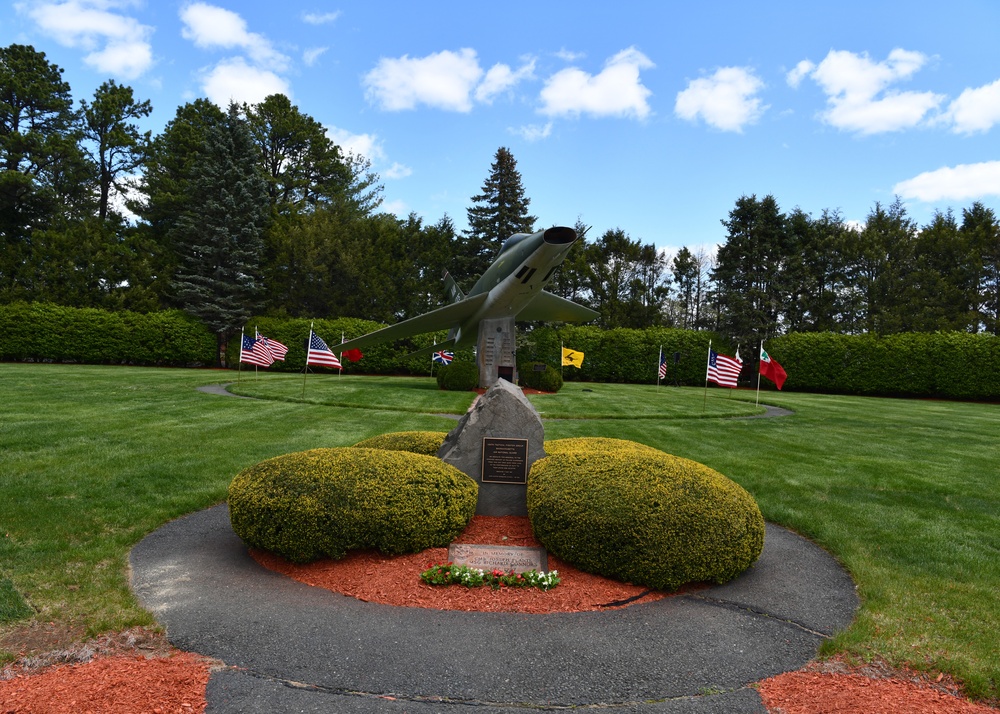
[4,43,999,365]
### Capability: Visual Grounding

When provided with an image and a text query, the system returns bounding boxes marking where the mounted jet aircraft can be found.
[336,225,598,360]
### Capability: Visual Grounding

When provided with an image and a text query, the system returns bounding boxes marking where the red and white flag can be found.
[306,330,342,369]
[707,348,742,388]
[759,345,787,390]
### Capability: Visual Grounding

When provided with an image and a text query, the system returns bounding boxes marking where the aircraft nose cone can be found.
[542,226,577,245]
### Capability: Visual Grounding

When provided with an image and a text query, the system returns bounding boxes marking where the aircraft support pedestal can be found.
[477,317,517,389]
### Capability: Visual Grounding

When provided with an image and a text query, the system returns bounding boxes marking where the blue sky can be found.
[4,0,1000,257]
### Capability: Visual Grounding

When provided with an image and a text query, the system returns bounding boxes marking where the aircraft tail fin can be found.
[442,270,465,304]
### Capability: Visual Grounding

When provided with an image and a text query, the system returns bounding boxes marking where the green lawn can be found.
[1,364,998,701]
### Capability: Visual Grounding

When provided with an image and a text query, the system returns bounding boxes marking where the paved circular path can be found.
[130,504,857,713]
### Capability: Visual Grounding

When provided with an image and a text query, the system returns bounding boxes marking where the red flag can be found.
[343,348,363,362]
[759,346,787,390]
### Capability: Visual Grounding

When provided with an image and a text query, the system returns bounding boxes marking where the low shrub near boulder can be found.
[436,361,479,391]
[228,447,477,563]
[521,362,563,392]
[353,431,449,456]
[528,439,764,591]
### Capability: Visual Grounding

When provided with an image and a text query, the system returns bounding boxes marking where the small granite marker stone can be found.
[447,544,549,574]
[437,379,546,516]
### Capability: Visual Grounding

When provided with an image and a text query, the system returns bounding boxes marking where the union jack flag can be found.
[433,350,454,365]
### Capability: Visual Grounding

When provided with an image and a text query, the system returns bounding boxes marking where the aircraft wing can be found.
[515,291,599,323]
[337,293,489,353]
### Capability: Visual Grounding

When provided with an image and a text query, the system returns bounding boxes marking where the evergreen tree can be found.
[243,94,354,216]
[138,99,227,304]
[80,79,152,221]
[0,44,92,299]
[712,194,790,342]
[844,197,917,335]
[460,147,536,287]
[961,202,1000,334]
[908,209,977,332]
[170,103,269,365]
[782,208,851,333]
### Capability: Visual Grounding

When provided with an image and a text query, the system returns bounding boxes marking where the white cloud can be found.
[302,11,341,25]
[325,125,386,163]
[363,48,484,112]
[199,57,290,106]
[943,79,1000,134]
[383,162,413,180]
[894,161,1000,202]
[180,2,289,71]
[539,47,654,120]
[555,48,585,62]
[475,59,536,103]
[510,122,553,142]
[22,0,154,79]
[303,47,327,67]
[382,199,409,216]
[786,60,815,89]
[675,66,766,132]
[792,48,944,134]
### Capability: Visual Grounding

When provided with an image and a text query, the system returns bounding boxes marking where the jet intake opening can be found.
[543,226,576,245]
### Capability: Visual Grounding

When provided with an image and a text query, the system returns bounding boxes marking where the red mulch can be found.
[0,652,211,713]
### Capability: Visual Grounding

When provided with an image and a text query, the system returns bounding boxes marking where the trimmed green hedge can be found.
[228,447,477,563]
[5,303,997,400]
[353,431,449,456]
[528,438,765,591]
[769,331,1000,399]
[517,325,723,386]
[0,302,216,366]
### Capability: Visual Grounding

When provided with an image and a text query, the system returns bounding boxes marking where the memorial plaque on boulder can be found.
[481,437,528,484]
[437,379,546,516]
[447,544,549,574]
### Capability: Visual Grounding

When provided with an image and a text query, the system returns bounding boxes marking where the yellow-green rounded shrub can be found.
[527,440,764,591]
[544,437,664,457]
[353,431,448,456]
[229,447,477,563]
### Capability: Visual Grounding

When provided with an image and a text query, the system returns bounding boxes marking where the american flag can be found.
[257,333,288,361]
[306,331,342,368]
[658,351,668,379]
[707,349,742,388]
[433,350,454,365]
[240,335,274,367]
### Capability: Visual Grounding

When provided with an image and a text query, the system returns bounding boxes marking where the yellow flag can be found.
[561,347,584,368]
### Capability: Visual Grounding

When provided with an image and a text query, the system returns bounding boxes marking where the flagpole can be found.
[657,345,662,387]
[302,324,313,399]
[756,340,763,407]
[339,332,344,378]
[560,341,564,380]
[703,340,711,411]
[238,327,244,385]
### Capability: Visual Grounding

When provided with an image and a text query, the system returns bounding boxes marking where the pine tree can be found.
[459,147,536,286]
[170,103,268,365]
